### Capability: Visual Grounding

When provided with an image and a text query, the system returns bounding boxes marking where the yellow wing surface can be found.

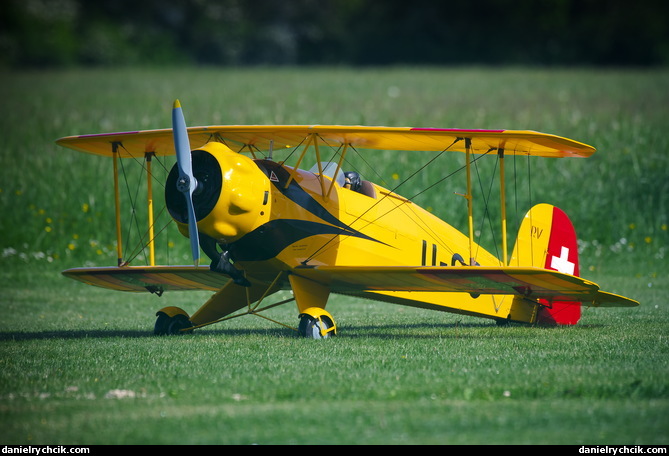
[56,125,595,158]
[63,264,638,308]
[62,266,231,292]
[294,265,638,308]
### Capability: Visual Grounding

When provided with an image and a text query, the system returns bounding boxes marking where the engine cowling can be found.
[165,142,271,244]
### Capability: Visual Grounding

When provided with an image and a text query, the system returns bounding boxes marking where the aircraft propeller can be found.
[171,99,201,266]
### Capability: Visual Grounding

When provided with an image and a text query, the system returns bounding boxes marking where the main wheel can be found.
[154,312,170,335]
[167,314,193,335]
[154,312,193,335]
[298,313,335,339]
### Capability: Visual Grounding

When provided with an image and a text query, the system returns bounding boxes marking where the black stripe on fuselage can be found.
[227,161,387,262]
[229,218,378,261]
[257,160,352,231]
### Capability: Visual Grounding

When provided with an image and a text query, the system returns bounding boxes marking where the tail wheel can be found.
[154,310,193,335]
[298,310,336,339]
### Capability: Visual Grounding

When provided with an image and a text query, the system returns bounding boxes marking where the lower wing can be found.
[62,264,638,308]
[294,265,639,308]
[62,266,232,293]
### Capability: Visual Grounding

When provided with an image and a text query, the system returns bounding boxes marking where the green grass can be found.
[1,263,666,444]
[0,66,667,444]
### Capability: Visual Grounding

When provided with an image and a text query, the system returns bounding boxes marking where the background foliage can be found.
[2,0,669,68]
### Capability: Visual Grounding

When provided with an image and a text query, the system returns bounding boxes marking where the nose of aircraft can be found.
[165,141,270,244]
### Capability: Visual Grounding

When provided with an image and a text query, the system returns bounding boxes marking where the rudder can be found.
[509,203,581,325]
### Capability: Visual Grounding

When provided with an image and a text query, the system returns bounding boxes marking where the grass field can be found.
[0,66,667,445]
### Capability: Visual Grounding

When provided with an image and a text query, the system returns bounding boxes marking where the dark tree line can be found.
[2,0,668,68]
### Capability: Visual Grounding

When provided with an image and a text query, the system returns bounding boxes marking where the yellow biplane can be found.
[56,101,638,338]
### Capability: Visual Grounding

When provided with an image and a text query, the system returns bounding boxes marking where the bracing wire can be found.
[472,151,500,261]
[303,139,487,264]
[118,154,146,264]
[114,144,177,266]
[355,148,496,261]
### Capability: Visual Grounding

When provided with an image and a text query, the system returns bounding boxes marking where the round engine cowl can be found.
[165,142,271,244]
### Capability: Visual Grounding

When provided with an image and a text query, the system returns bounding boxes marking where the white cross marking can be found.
[551,246,575,275]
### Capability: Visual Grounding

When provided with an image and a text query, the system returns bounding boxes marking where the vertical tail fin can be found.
[509,203,581,325]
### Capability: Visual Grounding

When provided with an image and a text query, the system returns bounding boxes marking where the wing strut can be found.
[499,148,508,265]
[145,151,156,266]
[284,134,314,189]
[109,144,160,267]
[326,143,349,199]
[465,139,509,266]
[465,138,475,265]
[112,142,124,266]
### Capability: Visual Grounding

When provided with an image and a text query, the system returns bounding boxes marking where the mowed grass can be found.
[2,265,667,444]
[0,67,667,444]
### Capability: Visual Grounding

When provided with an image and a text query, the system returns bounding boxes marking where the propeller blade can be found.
[172,99,200,267]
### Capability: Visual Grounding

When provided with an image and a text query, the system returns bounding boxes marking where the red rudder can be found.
[536,206,581,325]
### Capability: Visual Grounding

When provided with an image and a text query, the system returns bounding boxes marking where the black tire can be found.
[167,314,193,335]
[154,312,193,335]
[154,312,170,335]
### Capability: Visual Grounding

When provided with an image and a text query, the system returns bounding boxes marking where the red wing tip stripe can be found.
[410,128,505,133]
[76,131,141,139]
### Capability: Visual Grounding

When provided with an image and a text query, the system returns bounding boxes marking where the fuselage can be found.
[247,160,526,321]
[168,142,530,323]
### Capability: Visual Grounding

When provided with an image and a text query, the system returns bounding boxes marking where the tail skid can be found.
[510,204,581,325]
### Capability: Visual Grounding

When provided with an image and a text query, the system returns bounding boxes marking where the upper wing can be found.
[294,265,638,308]
[56,126,595,158]
[55,128,210,158]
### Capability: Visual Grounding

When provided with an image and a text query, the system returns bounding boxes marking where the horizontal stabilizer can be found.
[591,290,640,307]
